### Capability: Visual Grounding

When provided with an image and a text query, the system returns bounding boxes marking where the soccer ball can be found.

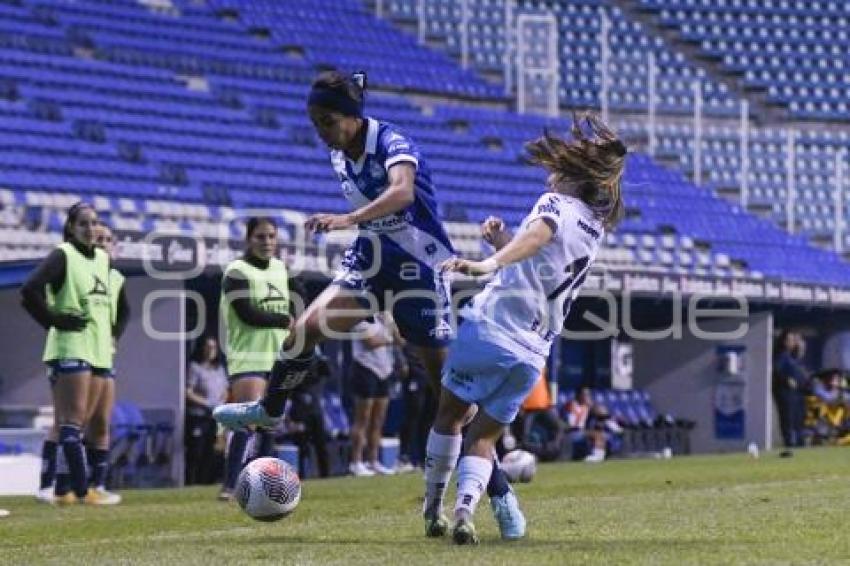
[235,457,301,522]
[501,449,537,483]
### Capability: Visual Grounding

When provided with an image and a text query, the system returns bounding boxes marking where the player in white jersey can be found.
[214,70,522,537]
[422,113,626,545]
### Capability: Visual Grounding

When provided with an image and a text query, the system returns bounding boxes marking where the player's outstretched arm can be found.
[442,218,554,276]
[305,163,416,232]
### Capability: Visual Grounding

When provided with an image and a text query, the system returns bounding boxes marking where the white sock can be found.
[423,429,462,519]
[454,455,493,520]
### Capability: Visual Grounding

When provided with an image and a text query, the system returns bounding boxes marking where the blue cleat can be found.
[212,401,279,430]
[490,490,526,540]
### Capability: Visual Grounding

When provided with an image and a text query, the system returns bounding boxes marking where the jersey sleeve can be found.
[380,128,419,171]
[526,193,566,235]
[186,362,200,390]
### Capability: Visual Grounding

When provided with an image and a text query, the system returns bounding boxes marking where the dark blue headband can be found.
[307,86,363,117]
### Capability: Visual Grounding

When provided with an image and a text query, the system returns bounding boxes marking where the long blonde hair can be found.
[524,112,626,229]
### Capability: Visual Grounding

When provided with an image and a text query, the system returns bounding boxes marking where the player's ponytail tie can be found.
[306,71,367,117]
[350,71,367,91]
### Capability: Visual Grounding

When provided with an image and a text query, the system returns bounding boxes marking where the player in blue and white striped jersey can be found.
[214,70,522,537]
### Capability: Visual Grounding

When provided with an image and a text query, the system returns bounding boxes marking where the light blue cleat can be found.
[490,490,526,540]
[212,401,279,430]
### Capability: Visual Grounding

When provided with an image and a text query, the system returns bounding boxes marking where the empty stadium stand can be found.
[0,0,848,289]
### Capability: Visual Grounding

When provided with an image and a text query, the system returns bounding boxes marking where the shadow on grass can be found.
[224,534,719,553]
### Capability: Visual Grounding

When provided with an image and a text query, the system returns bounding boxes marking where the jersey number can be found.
[547,256,590,317]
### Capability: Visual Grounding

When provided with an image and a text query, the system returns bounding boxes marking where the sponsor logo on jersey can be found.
[259,283,287,311]
[89,275,108,296]
[341,179,356,197]
[537,197,561,217]
[577,218,601,240]
[447,367,473,387]
[429,319,453,339]
[361,214,409,233]
[386,132,412,154]
[264,282,285,300]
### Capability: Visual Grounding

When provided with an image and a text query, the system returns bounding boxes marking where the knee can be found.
[465,436,494,458]
[87,413,110,442]
[279,322,317,357]
[66,403,89,427]
[433,411,463,436]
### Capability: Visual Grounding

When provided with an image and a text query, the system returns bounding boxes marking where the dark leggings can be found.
[775,388,806,447]
[185,411,218,485]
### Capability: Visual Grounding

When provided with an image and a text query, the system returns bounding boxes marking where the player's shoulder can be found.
[94,247,109,261]
[223,258,250,277]
[532,192,566,217]
[552,194,605,241]
[54,242,72,257]
[268,257,288,272]
[376,120,416,152]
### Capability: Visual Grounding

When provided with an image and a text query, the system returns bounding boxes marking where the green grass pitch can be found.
[1,448,848,565]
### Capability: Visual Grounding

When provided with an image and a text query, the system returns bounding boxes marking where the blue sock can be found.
[486,458,510,498]
[224,430,250,490]
[40,440,57,489]
[253,429,275,461]
[88,447,109,489]
[59,424,88,498]
[55,473,70,496]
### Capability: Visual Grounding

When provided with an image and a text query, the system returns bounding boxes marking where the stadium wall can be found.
[632,312,774,453]
[0,276,186,485]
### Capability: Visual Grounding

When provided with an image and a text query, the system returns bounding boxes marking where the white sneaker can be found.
[585,448,606,463]
[349,462,375,477]
[35,487,55,504]
[395,461,416,474]
[84,487,122,505]
[368,461,396,475]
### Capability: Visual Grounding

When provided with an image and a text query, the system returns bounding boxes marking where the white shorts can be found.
[441,320,543,425]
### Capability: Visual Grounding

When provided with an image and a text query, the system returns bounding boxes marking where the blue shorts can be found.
[228,371,270,383]
[93,367,115,379]
[333,235,453,348]
[46,359,112,385]
[441,321,542,425]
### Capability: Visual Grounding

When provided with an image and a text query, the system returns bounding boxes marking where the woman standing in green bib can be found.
[82,224,128,504]
[21,202,112,504]
[219,217,292,500]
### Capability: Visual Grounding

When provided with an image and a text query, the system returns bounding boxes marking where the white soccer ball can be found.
[501,449,537,484]
[235,457,301,522]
